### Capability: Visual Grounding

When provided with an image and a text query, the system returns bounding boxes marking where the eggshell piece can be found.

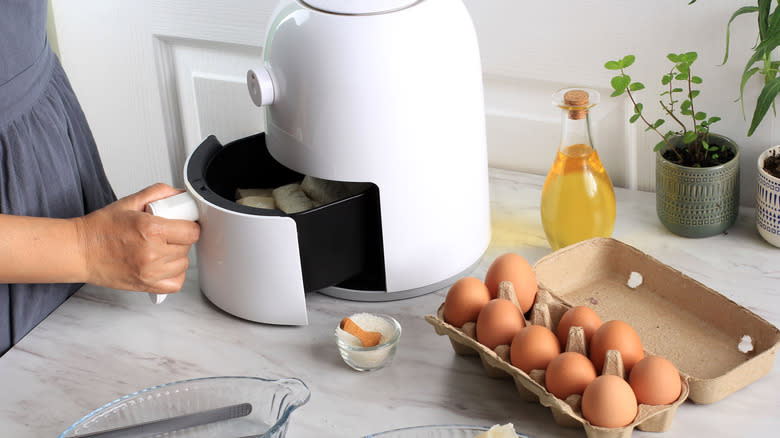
[476,298,526,350]
[629,355,682,405]
[582,374,638,428]
[484,253,538,313]
[443,277,491,327]
[557,305,602,348]
[545,351,597,400]
[590,320,644,374]
[510,325,561,374]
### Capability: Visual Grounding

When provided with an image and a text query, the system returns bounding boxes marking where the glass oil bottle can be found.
[540,88,615,250]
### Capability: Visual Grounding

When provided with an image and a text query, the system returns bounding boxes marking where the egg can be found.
[476,298,526,350]
[509,325,561,374]
[484,253,538,313]
[589,320,644,374]
[545,351,597,400]
[556,305,602,348]
[443,277,491,327]
[582,375,638,428]
[629,356,682,405]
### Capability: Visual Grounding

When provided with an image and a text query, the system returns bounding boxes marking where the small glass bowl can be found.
[335,313,402,371]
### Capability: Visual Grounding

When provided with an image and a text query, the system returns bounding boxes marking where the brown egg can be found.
[476,298,526,350]
[629,356,682,405]
[556,306,602,348]
[443,277,491,327]
[582,375,638,428]
[510,325,561,374]
[484,253,538,313]
[545,351,597,400]
[589,320,644,374]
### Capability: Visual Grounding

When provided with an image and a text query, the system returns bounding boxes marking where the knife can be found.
[69,402,252,438]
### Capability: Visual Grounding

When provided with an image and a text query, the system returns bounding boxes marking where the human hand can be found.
[75,183,200,294]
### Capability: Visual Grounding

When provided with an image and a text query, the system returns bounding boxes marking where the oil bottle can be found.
[541,88,615,250]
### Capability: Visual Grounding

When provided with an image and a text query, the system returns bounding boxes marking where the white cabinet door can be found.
[53,0,774,203]
[52,0,275,197]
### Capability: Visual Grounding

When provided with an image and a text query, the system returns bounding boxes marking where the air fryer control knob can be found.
[247,67,275,107]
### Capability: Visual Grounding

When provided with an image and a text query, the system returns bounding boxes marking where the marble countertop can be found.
[1,169,778,438]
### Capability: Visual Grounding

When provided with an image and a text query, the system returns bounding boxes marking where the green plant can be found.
[691,0,780,136]
[605,52,726,167]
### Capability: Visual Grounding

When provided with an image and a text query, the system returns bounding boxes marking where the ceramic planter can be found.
[756,145,780,247]
[655,133,740,238]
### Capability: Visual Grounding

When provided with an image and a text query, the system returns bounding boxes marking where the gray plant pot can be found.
[655,133,740,238]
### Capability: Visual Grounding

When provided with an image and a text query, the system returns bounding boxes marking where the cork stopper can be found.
[564,90,589,120]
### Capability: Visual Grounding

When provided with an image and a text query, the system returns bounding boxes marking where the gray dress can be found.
[0,0,116,354]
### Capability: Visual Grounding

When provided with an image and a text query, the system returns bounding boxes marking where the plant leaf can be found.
[605,60,621,70]
[654,140,667,152]
[758,0,771,41]
[748,76,780,136]
[635,102,643,113]
[708,116,722,124]
[675,73,689,80]
[629,82,645,91]
[672,87,684,93]
[622,55,636,68]
[611,75,630,92]
[662,74,673,85]
[694,111,706,120]
[690,90,700,98]
[653,119,665,129]
[753,28,780,65]
[739,66,762,116]
[683,131,698,144]
[667,53,681,63]
[630,113,641,123]
[682,52,698,63]
[722,6,759,64]
[691,76,703,84]
[702,139,710,150]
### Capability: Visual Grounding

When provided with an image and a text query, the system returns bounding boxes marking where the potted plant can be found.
[699,0,780,246]
[605,53,740,238]
[695,0,780,137]
[757,145,780,247]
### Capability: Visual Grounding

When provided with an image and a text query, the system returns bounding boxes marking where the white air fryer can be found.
[147,0,491,325]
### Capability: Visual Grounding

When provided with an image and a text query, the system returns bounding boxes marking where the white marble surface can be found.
[1,169,778,438]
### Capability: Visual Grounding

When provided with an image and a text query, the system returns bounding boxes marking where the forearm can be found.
[0,214,87,284]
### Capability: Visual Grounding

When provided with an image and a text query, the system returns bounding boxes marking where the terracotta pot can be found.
[756,145,780,247]
[655,133,740,238]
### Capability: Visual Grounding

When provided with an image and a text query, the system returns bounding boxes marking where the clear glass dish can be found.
[364,424,530,438]
[58,376,310,438]
[336,313,402,371]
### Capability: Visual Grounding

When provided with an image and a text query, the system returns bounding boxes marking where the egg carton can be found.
[425,286,689,438]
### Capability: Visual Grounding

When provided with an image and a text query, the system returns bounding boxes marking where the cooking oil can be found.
[541,89,615,250]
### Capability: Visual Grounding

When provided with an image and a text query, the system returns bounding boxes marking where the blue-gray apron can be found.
[0,0,116,355]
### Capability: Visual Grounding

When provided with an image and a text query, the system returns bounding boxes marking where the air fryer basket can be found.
[187,133,386,293]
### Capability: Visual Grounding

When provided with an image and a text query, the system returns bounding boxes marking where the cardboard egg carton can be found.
[426,238,780,437]
[427,286,688,438]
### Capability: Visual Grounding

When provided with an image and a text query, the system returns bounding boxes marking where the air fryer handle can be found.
[143,192,199,304]
[145,192,199,221]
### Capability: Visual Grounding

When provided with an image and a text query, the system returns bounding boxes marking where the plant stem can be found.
[686,72,702,162]
[620,80,682,161]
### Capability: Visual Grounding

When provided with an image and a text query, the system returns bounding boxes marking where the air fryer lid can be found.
[187,133,386,293]
[301,0,419,15]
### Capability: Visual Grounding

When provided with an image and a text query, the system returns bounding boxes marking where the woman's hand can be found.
[75,183,201,294]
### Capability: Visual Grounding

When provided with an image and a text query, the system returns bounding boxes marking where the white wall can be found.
[53,0,778,206]
[466,0,778,203]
